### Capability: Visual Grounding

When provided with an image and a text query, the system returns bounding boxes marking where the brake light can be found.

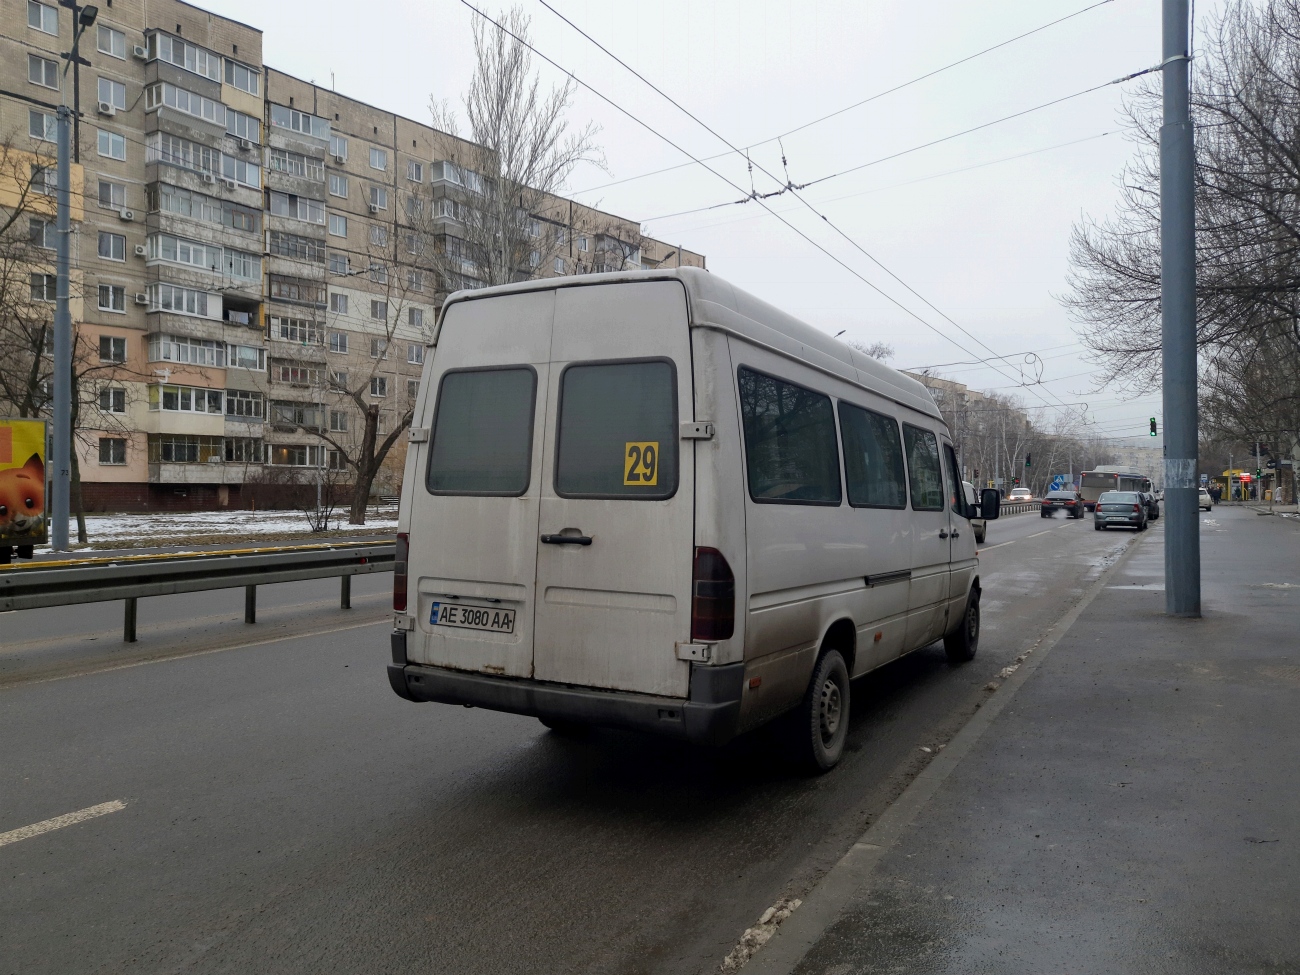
[394,532,409,612]
[1065,500,1075,505]
[691,547,735,642]
[1132,504,1141,512]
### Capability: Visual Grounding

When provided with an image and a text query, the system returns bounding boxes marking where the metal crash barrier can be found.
[0,541,395,642]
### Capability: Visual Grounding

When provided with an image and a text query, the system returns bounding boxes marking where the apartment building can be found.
[1,0,705,511]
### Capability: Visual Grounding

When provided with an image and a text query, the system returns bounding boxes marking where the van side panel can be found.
[404,291,555,679]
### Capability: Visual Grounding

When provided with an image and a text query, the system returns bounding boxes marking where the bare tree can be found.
[846,339,895,361]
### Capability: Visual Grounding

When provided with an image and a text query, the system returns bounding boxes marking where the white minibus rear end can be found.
[388,269,999,771]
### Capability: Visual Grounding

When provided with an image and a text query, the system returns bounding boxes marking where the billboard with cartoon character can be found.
[0,419,47,549]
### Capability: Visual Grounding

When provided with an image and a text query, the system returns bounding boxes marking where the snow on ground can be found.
[76,506,398,547]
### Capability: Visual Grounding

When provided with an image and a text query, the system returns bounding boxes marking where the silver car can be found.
[1093,491,1148,531]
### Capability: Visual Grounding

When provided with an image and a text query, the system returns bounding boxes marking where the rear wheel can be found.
[944,588,980,664]
[1095,522,1104,531]
[793,649,850,773]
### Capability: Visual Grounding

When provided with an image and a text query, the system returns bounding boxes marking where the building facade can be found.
[1,0,704,511]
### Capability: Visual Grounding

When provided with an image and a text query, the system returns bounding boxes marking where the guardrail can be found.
[999,502,1040,515]
[0,540,395,642]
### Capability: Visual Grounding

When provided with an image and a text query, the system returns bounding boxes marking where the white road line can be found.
[1025,530,1052,538]
[979,540,1016,551]
[0,800,126,848]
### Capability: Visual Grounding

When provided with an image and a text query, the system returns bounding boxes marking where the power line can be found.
[529,0,1128,419]
[568,0,1118,196]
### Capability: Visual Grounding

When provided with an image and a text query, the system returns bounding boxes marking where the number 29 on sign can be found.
[623,441,658,486]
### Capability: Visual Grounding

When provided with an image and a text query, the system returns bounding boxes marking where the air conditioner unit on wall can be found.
[132,45,147,60]
[118,208,134,222]
[332,154,346,164]
[201,173,216,184]
[97,101,116,117]
[133,244,146,257]
[368,204,379,214]
[222,178,237,190]
[134,293,148,305]
[237,138,252,151]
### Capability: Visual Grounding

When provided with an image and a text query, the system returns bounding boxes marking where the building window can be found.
[268,147,324,181]
[407,160,423,182]
[407,378,419,398]
[224,438,263,463]
[225,389,264,419]
[268,276,326,305]
[149,384,224,414]
[226,109,260,142]
[149,434,224,464]
[224,59,260,95]
[227,344,265,370]
[98,129,126,160]
[99,335,127,362]
[578,235,589,252]
[98,180,125,209]
[329,409,349,433]
[272,360,322,387]
[29,0,58,33]
[329,293,349,315]
[99,388,126,413]
[328,331,348,353]
[268,230,325,263]
[554,257,564,274]
[98,231,126,262]
[329,134,348,160]
[528,219,540,238]
[268,191,324,224]
[404,195,424,220]
[224,249,261,281]
[369,186,388,210]
[269,316,324,344]
[370,376,388,397]
[96,24,126,58]
[327,253,349,275]
[406,269,424,292]
[98,77,126,110]
[370,301,387,322]
[407,343,424,364]
[98,286,126,313]
[370,337,388,358]
[148,233,221,270]
[369,147,387,171]
[149,33,221,82]
[328,174,348,197]
[408,308,424,329]
[148,333,225,366]
[368,264,388,285]
[529,250,540,268]
[221,155,261,189]
[29,54,59,89]
[329,370,348,390]
[270,104,329,139]
[99,438,127,465]
[328,213,347,237]
[29,218,55,250]
[30,273,56,301]
[369,225,388,247]
[29,109,57,142]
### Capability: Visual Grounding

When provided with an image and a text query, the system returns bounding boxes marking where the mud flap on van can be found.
[389,661,744,744]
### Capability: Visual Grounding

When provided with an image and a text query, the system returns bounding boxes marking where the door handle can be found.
[541,533,592,546]
[951,530,960,538]
[938,529,949,539]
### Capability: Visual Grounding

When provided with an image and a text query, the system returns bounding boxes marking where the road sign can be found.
[1201,473,1208,484]
[1050,474,1066,491]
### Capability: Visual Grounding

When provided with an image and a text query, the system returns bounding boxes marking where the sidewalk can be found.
[769,506,1300,974]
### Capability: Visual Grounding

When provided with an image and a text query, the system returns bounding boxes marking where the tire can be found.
[974,526,986,544]
[539,716,589,737]
[943,588,980,664]
[1095,522,1103,531]
[793,649,850,773]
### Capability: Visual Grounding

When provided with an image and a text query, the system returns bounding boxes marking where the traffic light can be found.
[1149,417,1158,437]
[1014,477,1021,486]
[1024,453,1031,468]
[1257,468,1262,478]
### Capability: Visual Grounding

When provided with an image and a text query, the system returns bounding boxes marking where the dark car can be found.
[1139,490,1160,520]
[1093,491,1148,531]
[1041,488,1086,518]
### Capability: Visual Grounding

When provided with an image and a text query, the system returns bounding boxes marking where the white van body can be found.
[388,269,988,767]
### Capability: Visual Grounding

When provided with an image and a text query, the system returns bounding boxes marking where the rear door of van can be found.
[407,290,555,679]
[531,281,695,698]
[902,421,952,648]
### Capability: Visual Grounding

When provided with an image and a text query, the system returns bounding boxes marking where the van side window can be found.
[738,367,842,505]
[426,367,537,495]
[838,403,906,508]
[902,424,944,511]
[943,443,965,517]
[555,359,677,499]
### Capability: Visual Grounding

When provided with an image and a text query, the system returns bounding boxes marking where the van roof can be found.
[438,267,943,422]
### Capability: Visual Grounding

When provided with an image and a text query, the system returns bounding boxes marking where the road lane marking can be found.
[1025,530,1052,538]
[979,540,1016,551]
[0,800,126,848]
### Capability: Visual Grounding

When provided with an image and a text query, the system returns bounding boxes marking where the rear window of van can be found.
[426,367,537,495]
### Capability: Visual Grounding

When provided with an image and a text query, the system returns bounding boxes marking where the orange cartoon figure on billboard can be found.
[0,419,48,547]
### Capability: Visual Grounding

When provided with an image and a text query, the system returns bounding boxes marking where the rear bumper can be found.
[386,631,744,745]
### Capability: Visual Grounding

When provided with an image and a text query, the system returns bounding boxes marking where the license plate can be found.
[430,601,516,633]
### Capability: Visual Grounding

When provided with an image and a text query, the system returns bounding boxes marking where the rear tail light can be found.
[691,547,735,642]
[393,532,409,612]
[1065,500,1075,505]
[1132,504,1142,512]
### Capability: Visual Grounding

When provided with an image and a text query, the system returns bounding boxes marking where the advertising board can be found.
[0,418,48,550]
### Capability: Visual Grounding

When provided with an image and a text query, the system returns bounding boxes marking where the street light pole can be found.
[1161,0,1200,616]
[52,2,98,551]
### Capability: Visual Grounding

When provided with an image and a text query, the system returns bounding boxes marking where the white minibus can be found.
[388,269,1000,771]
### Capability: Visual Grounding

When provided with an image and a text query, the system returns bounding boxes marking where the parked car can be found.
[1199,487,1213,511]
[1093,491,1148,531]
[964,481,987,543]
[1041,489,1085,518]
[1139,491,1160,520]
[1009,487,1033,502]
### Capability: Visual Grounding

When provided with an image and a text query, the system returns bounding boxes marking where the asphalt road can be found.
[0,509,1141,975]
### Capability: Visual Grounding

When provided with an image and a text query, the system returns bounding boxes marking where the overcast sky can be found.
[207,0,1180,445]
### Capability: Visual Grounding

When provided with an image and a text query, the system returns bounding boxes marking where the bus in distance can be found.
[1079,465,1152,511]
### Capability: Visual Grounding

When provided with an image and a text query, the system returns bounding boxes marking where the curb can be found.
[744,530,1152,974]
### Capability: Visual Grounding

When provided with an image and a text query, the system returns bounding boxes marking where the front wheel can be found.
[944,588,980,664]
[793,649,850,773]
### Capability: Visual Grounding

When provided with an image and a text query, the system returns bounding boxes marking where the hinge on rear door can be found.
[394,614,415,630]
[680,421,714,440]
[409,427,429,443]
[676,642,713,662]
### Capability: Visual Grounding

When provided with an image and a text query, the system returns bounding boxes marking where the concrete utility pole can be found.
[1161,0,1200,616]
